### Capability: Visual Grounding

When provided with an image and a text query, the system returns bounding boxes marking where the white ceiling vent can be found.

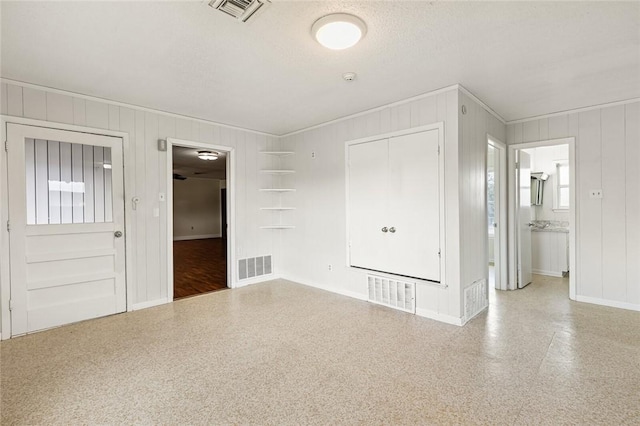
[207,0,270,23]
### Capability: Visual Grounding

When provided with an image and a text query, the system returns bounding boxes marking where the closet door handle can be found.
[389,227,396,233]
[381,227,388,233]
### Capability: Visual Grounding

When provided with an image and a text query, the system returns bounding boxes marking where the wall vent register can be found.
[238,255,272,280]
[464,279,488,322]
[367,274,416,314]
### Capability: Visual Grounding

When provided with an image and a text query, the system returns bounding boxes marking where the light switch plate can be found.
[589,189,603,199]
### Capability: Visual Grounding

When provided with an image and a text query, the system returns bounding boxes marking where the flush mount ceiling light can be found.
[197,150,218,161]
[312,13,367,50]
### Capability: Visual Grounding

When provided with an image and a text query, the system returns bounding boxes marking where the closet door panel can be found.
[348,139,389,271]
[388,130,440,281]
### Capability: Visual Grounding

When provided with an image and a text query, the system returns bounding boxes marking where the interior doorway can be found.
[487,136,507,291]
[169,143,230,300]
[508,138,576,299]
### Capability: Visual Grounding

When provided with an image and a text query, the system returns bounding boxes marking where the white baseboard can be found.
[131,298,170,311]
[532,269,564,278]
[415,307,464,326]
[173,234,221,241]
[575,295,640,312]
[286,276,368,301]
[286,276,465,326]
[234,273,281,288]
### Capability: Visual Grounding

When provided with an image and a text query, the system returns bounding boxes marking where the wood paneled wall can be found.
[507,102,640,307]
[1,82,281,315]
[279,88,505,322]
[458,92,507,313]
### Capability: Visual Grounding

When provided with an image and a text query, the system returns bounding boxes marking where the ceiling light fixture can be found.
[312,13,367,50]
[197,150,218,161]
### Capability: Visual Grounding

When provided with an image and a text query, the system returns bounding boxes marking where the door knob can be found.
[389,227,396,233]
[381,227,388,233]
[114,231,123,238]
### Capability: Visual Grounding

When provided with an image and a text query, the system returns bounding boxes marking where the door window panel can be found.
[25,138,113,224]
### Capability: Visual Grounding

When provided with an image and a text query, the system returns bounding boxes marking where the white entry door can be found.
[517,150,533,289]
[7,124,126,336]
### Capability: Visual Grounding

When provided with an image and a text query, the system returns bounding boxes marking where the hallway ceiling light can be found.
[197,150,218,161]
[312,13,367,50]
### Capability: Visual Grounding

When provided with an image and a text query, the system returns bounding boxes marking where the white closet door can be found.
[387,130,440,281]
[348,139,390,272]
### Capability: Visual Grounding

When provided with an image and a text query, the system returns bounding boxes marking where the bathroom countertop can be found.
[532,227,569,233]
[530,220,569,233]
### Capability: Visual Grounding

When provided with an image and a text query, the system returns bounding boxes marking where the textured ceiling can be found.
[1,1,639,135]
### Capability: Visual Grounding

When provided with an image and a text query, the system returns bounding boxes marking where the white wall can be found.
[0,81,283,324]
[508,101,640,308]
[458,92,507,312]
[279,87,506,323]
[173,178,221,240]
[522,145,569,221]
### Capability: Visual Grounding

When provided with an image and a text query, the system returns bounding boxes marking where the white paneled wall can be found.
[507,102,640,308]
[278,88,505,322]
[458,92,507,315]
[1,82,280,322]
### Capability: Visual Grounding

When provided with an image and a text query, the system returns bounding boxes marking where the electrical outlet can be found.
[328,264,332,271]
[589,189,603,199]
[311,151,316,158]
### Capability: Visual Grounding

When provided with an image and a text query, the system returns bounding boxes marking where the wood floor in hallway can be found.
[173,238,227,299]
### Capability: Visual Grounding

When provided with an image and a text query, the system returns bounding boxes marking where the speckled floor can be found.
[1,276,639,425]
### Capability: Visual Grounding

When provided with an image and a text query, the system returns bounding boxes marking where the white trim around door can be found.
[507,137,577,300]
[166,138,236,302]
[0,116,134,340]
[487,134,508,291]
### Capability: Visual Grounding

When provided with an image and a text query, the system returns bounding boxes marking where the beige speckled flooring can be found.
[1,275,639,425]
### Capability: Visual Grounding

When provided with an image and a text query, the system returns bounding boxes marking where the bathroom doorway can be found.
[508,138,576,299]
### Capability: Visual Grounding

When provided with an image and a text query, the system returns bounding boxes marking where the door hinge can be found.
[438,249,441,257]
[9,300,14,311]
[437,145,440,155]
[4,141,7,152]
[515,162,520,170]
[6,220,9,232]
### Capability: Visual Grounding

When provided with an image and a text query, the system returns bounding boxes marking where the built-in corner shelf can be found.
[260,170,295,174]
[260,225,296,229]
[259,188,296,192]
[260,151,295,156]
[260,207,296,211]
[260,150,295,230]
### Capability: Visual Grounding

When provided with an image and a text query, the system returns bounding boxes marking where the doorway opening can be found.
[170,144,230,300]
[487,136,507,291]
[508,138,576,299]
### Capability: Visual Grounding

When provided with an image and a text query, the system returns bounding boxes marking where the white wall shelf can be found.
[260,207,296,211]
[260,151,295,156]
[260,149,295,229]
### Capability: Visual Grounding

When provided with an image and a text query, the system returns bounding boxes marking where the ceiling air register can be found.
[207,0,270,22]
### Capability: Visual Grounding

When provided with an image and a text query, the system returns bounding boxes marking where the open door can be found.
[517,150,533,289]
